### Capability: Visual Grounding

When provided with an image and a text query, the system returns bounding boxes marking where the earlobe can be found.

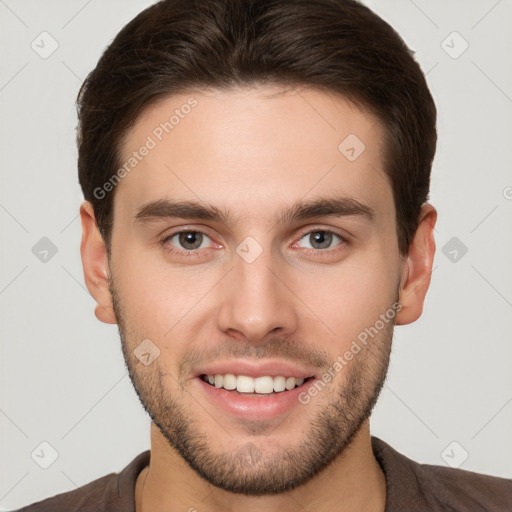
[79,201,117,325]
[395,203,437,326]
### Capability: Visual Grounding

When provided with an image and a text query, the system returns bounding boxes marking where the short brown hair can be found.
[76,0,436,255]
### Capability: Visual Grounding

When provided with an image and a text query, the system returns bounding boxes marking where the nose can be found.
[216,246,299,345]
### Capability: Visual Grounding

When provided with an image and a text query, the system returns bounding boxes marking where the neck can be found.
[135,420,386,512]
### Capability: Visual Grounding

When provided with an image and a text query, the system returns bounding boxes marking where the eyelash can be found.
[159,228,349,258]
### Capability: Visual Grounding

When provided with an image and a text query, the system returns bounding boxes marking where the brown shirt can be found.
[13,436,512,511]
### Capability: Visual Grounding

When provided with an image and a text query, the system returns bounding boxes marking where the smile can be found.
[200,373,313,395]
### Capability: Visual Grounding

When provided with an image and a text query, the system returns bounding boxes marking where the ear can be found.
[395,203,437,325]
[79,201,117,324]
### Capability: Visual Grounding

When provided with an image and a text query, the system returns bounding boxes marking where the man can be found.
[15,0,512,510]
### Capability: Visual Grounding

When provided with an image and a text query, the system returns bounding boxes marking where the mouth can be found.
[199,373,315,396]
[193,360,320,419]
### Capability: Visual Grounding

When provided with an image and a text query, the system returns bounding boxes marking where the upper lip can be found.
[193,360,318,379]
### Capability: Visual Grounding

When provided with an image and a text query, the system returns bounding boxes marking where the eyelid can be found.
[160,227,218,255]
[291,227,349,251]
[160,226,350,256]
[160,224,217,241]
[294,226,350,241]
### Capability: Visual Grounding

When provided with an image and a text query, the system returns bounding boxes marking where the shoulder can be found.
[371,436,512,512]
[418,459,512,511]
[13,473,118,512]
[10,451,150,512]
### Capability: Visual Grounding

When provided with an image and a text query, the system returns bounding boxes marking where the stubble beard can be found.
[110,278,395,495]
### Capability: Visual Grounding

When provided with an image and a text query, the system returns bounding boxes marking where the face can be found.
[107,86,403,494]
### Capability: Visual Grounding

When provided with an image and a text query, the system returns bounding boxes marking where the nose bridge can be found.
[216,238,297,342]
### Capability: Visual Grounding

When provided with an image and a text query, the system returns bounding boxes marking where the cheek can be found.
[112,233,399,351]
[113,248,218,340]
[295,250,398,343]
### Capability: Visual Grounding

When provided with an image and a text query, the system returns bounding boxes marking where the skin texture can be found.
[80,86,437,512]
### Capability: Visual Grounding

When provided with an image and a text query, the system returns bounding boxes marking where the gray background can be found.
[1,0,511,509]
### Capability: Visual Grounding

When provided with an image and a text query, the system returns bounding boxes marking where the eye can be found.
[295,229,346,251]
[161,230,213,255]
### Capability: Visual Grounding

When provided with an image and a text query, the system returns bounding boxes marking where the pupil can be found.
[312,231,331,249]
[180,231,202,249]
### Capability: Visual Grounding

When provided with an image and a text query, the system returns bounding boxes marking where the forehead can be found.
[114,86,392,227]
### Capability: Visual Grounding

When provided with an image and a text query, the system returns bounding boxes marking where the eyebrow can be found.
[133,196,375,227]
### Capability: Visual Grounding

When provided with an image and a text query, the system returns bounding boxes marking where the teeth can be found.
[254,376,274,394]
[285,377,296,390]
[202,374,309,393]
[273,376,286,392]
[223,373,237,390]
[237,375,254,393]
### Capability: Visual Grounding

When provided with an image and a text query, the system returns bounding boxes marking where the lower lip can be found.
[195,377,317,421]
